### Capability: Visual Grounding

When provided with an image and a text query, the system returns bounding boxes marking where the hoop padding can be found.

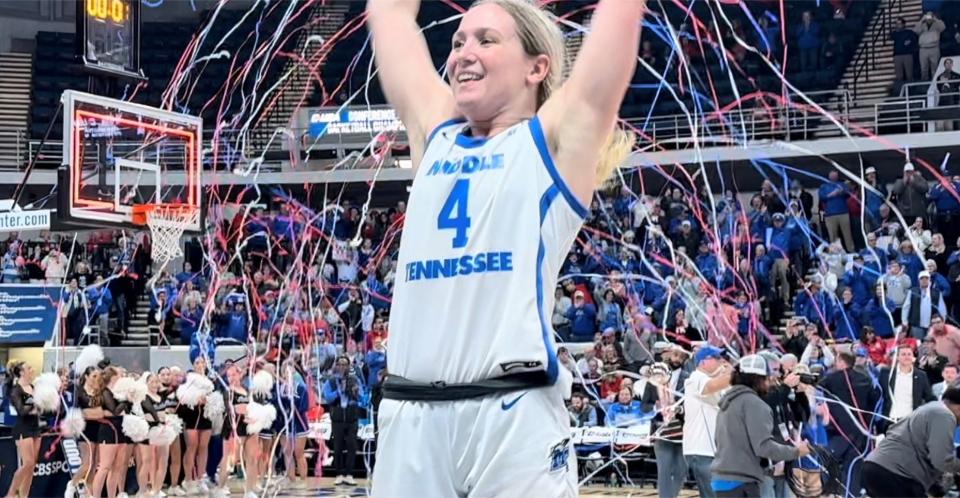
[134,204,199,263]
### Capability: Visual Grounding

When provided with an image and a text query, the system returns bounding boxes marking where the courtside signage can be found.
[0,210,52,232]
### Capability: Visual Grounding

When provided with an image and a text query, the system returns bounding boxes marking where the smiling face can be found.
[446,1,557,122]
[158,367,171,386]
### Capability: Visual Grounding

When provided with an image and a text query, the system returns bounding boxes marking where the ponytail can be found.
[595,127,636,187]
[5,360,23,394]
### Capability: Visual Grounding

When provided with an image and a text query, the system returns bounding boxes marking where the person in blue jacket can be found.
[831,288,863,341]
[364,337,387,389]
[863,166,889,232]
[218,302,249,343]
[322,356,363,485]
[861,285,898,338]
[927,174,960,244]
[565,290,598,340]
[605,386,651,427]
[818,170,854,251]
[794,276,833,326]
[178,298,204,345]
[842,254,873,306]
[753,244,774,299]
[926,260,952,299]
[895,240,925,286]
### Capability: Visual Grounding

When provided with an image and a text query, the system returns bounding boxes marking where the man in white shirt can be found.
[683,345,732,498]
[880,347,935,427]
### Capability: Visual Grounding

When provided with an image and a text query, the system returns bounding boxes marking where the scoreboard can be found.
[76,0,142,79]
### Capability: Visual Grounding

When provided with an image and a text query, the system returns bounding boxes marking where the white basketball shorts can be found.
[371,369,578,498]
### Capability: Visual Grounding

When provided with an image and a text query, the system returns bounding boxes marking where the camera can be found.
[798,373,820,385]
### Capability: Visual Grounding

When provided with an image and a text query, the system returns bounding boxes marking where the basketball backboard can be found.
[59,90,202,231]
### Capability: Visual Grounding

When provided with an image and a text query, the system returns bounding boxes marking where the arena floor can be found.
[248,478,700,497]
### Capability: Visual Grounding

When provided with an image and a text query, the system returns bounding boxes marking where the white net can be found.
[145,205,199,263]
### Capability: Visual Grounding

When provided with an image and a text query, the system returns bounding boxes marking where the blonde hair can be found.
[473,0,565,108]
[472,0,635,186]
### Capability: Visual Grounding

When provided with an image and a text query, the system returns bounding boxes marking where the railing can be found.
[14,85,960,173]
[625,89,850,146]
[850,0,903,101]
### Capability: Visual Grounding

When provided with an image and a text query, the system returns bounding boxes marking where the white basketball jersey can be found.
[388,116,588,385]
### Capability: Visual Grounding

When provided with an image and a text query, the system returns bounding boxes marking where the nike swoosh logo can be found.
[501,392,527,411]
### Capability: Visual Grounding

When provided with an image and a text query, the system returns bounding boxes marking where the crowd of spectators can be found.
[13,148,960,493]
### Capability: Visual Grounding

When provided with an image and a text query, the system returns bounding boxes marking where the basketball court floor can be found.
[243,478,700,497]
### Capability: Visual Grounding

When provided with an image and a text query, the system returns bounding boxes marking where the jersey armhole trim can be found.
[425,118,466,148]
[528,116,589,219]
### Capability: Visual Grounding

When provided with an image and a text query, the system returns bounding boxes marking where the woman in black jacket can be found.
[5,360,40,498]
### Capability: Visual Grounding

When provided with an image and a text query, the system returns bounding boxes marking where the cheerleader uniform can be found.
[221,387,250,440]
[158,388,179,415]
[9,384,40,440]
[255,388,281,440]
[76,388,103,443]
[99,388,132,444]
[140,395,162,445]
[279,380,309,437]
[176,381,213,431]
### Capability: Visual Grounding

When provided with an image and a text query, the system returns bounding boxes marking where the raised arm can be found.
[539,0,645,204]
[367,0,455,168]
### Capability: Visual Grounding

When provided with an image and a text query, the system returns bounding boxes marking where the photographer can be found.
[322,355,364,485]
[711,355,810,497]
[758,351,811,497]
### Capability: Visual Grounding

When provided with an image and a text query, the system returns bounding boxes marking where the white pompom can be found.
[203,392,224,423]
[35,372,62,391]
[127,380,148,406]
[111,377,147,405]
[33,383,61,413]
[148,424,177,446]
[250,370,274,397]
[244,402,277,434]
[61,408,86,438]
[122,415,150,442]
[176,373,214,407]
[73,345,104,374]
[165,414,184,436]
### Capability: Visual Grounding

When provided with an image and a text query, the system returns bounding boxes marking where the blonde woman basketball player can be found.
[368,0,643,496]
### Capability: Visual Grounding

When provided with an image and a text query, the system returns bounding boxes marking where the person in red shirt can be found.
[882,325,919,365]
[599,373,624,402]
[364,315,389,352]
[859,326,888,367]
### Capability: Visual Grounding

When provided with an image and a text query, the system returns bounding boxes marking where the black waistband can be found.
[382,371,551,401]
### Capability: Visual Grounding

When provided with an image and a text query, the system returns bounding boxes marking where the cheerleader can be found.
[279,361,310,489]
[214,365,259,498]
[137,373,168,498]
[65,367,104,498]
[255,365,281,483]
[179,357,213,494]
[4,361,40,498]
[159,367,186,496]
[90,366,131,498]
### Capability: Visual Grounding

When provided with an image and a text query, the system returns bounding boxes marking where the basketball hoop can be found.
[132,204,199,263]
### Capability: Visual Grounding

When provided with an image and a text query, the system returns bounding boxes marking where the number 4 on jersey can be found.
[437,179,471,248]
